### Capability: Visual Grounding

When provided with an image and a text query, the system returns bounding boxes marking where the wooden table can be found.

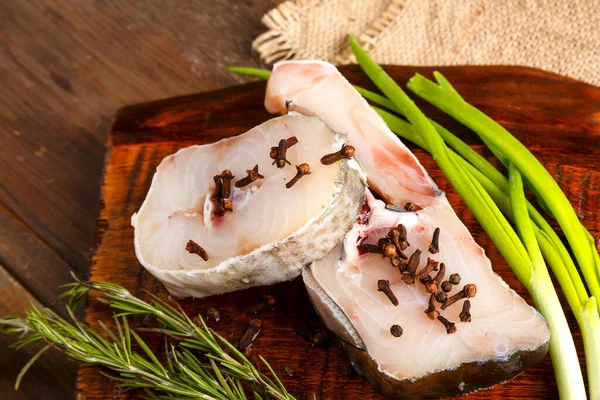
[0,2,278,398]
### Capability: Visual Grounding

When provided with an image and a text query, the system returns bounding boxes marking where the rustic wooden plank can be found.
[77,65,600,399]
[0,264,77,400]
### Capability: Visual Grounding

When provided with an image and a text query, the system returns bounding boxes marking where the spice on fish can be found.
[390,324,404,337]
[425,293,440,320]
[212,175,223,199]
[270,136,298,160]
[404,202,415,212]
[390,256,407,271]
[185,239,208,261]
[435,291,448,304]
[206,308,220,322]
[437,315,457,334]
[398,224,410,250]
[416,257,439,279]
[441,281,453,293]
[272,138,292,168]
[449,273,461,285]
[220,170,234,198]
[429,227,440,254]
[387,228,408,259]
[425,262,446,294]
[357,243,384,255]
[286,163,311,188]
[239,319,262,350]
[460,300,472,322]
[235,165,264,188]
[402,248,422,284]
[377,279,399,306]
[320,144,355,165]
[382,243,397,258]
[441,284,477,310]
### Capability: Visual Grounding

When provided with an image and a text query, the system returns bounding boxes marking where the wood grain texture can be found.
[79,65,600,399]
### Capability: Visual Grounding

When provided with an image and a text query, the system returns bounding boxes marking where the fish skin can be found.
[132,115,366,298]
[266,61,550,397]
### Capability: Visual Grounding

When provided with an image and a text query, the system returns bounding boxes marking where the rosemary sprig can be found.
[0,277,295,400]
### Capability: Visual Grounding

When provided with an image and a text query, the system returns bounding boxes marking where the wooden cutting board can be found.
[77,65,600,400]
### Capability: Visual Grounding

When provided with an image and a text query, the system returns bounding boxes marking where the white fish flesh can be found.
[132,115,365,298]
[266,61,550,398]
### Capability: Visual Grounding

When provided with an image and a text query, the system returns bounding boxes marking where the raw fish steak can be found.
[132,115,365,298]
[266,61,550,398]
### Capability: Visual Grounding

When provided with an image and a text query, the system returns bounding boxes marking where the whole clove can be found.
[286,163,311,188]
[387,228,408,259]
[428,227,440,254]
[437,315,457,334]
[357,243,384,255]
[382,243,397,258]
[449,273,461,285]
[212,175,223,199]
[404,202,415,212]
[320,144,356,165]
[377,279,399,306]
[239,319,262,350]
[390,256,407,271]
[441,284,477,310]
[435,291,448,304]
[398,224,410,249]
[416,257,439,279]
[282,365,295,377]
[459,300,472,322]
[402,248,422,284]
[425,262,446,293]
[441,280,453,293]
[272,139,292,168]
[390,324,404,337]
[213,198,233,216]
[185,239,208,261]
[220,170,234,198]
[235,165,264,188]
[425,293,439,320]
[206,308,220,322]
[270,136,298,159]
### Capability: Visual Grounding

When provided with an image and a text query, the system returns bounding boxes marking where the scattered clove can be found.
[425,262,446,294]
[437,315,457,334]
[441,281,453,293]
[390,256,407,271]
[425,293,440,320]
[185,239,208,261]
[459,300,472,322]
[272,139,292,168]
[435,291,448,304]
[428,227,440,254]
[295,324,330,346]
[213,198,233,215]
[398,224,410,250]
[212,175,223,199]
[387,228,408,259]
[286,163,311,188]
[441,284,477,310]
[265,295,276,307]
[404,202,415,212]
[270,136,298,160]
[357,243,384,255]
[282,365,295,377]
[245,302,266,314]
[239,319,262,350]
[320,144,356,165]
[382,243,397,259]
[220,170,234,198]
[402,248,422,284]
[377,279,399,306]
[449,273,461,285]
[206,308,220,322]
[235,165,264,188]
[416,257,439,279]
[390,324,403,337]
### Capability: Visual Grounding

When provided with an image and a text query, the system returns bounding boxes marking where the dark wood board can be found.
[77,65,600,399]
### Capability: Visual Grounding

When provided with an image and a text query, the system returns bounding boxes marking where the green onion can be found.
[349,34,587,399]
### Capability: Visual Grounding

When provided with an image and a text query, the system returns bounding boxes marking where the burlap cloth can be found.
[253,0,600,85]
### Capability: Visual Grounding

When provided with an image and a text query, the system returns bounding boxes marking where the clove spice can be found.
[425,262,446,294]
[459,300,472,322]
[239,319,262,350]
[286,163,311,188]
[377,279,399,306]
[416,257,439,279]
[435,291,448,304]
[270,136,298,159]
[428,227,440,254]
[390,324,404,337]
[449,273,461,285]
[441,284,477,310]
[425,293,439,320]
[404,202,415,212]
[235,165,264,188]
[220,170,234,199]
[398,224,410,250]
[437,315,457,334]
[206,308,220,322]
[357,243,384,255]
[387,228,408,259]
[320,144,356,165]
[441,281,453,293]
[272,139,292,168]
[185,240,208,261]
[402,248,422,284]
[212,175,223,199]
